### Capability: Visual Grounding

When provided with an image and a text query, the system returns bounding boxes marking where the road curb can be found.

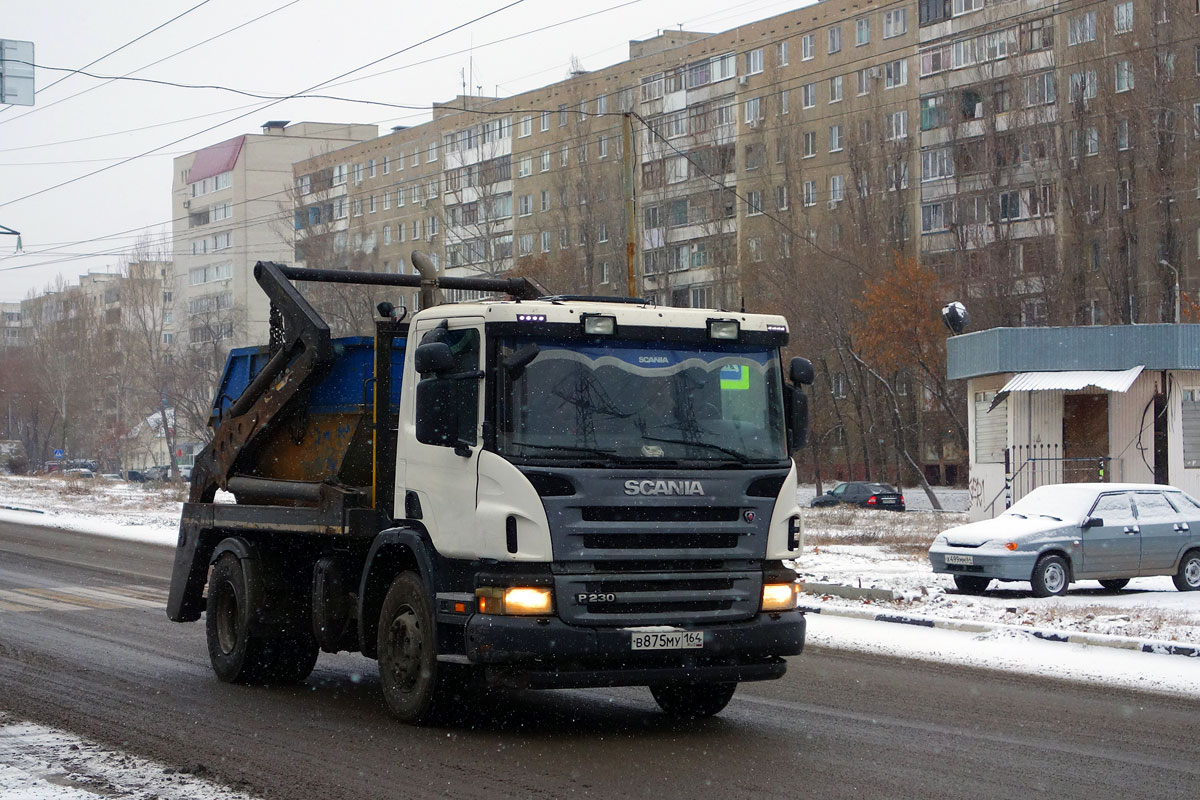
[797,601,1200,658]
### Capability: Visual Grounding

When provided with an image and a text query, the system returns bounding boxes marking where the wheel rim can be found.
[1186,558,1200,587]
[1043,562,1066,594]
[214,580,239,654]
[384,606,423,694]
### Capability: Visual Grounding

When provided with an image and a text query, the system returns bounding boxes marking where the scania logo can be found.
[623,479,705,496]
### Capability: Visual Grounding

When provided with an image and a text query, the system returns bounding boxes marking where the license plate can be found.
[882,498,896,504]
[945,554,974,565]
[630,631,704,650]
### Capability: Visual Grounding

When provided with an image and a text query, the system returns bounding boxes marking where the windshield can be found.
[496,337,788,465]
[1003,485,1097,520]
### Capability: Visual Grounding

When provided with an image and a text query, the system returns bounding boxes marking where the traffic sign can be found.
[53,449,64,459]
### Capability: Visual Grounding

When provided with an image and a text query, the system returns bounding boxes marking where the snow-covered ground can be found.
[0,714,254,800]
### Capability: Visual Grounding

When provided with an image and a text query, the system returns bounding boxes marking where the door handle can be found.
[1123,525,1140,534]
[1175,523,1190,532]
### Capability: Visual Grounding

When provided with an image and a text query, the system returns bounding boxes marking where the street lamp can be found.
[1158,259,1180,324]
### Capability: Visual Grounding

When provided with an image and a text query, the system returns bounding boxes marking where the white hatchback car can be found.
[929,483,1200,597]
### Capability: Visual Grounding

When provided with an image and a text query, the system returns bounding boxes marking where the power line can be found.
[0,0,302,131]
[0,0,529,213]
[0,0,215,121]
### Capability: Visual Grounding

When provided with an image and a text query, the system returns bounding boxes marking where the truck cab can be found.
[167,260,812,723]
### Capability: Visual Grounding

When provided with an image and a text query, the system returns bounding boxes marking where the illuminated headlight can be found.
[708,319,740,340]
[581,314,616,335]
[761,582,799,611]
[476,586,554,616]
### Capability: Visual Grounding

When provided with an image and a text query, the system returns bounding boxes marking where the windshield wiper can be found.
[509,441,635,462]
[639,434,752,463]
[1035,514,1063,521]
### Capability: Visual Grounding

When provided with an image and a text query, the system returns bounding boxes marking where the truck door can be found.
[398,317,484,558]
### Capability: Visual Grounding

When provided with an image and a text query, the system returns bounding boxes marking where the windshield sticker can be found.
[720,364,750,390]
[535,345,771,377]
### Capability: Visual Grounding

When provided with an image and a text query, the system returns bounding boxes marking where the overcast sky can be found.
[0,0,813,302]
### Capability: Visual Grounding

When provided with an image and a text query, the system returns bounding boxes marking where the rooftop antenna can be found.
[460,67,466,99]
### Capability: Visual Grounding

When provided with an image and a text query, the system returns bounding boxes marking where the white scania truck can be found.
[167,256,813,723]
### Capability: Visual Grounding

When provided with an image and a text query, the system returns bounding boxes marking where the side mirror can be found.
[415,378,457,447]
[414,342,453,375]
[1082,517,1104,529]
[502,343,540,378]
[789,386,809,449]
[790,356,814,386]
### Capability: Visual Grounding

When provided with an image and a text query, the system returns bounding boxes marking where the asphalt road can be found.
[1,518,1197,800]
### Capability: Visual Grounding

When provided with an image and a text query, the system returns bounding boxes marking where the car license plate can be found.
[945,554,974,565]
[630,631,704,650]
[882,498,896,504]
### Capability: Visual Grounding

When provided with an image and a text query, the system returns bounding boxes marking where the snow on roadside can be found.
[1,475,1196,645]
[0,713,258,799]
[806,615,1200,698]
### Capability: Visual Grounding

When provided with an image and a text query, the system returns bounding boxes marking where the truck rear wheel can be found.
[377,572,446,724]
[206,552,318,685]
[649,681,737,719]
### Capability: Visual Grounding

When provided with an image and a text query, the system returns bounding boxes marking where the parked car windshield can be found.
[1003,484,1104,521]
[496,337,787,464]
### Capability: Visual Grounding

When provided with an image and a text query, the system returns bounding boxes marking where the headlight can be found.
[762,582,799,611]
[476,586,554,615]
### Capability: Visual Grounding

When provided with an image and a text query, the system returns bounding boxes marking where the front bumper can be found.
[463,610,805,689]
[929,547,1037,581]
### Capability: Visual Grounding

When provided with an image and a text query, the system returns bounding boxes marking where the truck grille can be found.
[554,570,762,626]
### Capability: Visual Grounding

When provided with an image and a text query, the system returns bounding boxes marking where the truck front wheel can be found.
[377,572,446,724]
[649,681,737,719]
[206,552,318,685]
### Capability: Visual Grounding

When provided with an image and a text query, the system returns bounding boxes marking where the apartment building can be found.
[917,0,1200,328]
[170,121,378,349]
[0,302,21,348]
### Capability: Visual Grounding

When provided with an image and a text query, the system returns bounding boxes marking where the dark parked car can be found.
[811,481,906,511]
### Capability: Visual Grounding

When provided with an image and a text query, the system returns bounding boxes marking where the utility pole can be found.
[622,113,638,298]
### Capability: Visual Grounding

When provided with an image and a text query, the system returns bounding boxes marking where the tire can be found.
[649,682,737,719]
[953,575,991,594]
[205,553,318,685]
[1030,554,1070,598]
[1098,578,1130,592]
[1172,550,1200,592]
[377,572,446,724]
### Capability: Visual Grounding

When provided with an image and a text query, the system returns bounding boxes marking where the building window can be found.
[801,33,814,60]
[1024,72,1056,106]
[745,97,762,123]
[1069,70,1098,102]
[829,75,843,102]
[886,110,908,140]
[1117,118,1130,149]
[921,201,952,232]
[748,237,763,262]
[1068,11,1096,45]
[858,69,871,96]
[519,115,532,137]
[856,18,870,45]
[518,194,532,216]
[921,147,954,181]
[368,158,376,178]
[803,180,817,206]
[828,26,841,53]
[517,156,532,177]
[747,190,763,215]
[777,185,789,210]
[747,48,764,74]
[541,231,551,253]
[974,392,1007,463]
[1115,60,1135,92]
[518,234,533,257]
[777,40,789,66]
[801,83,816,108]
[353,163,363,183]
[540,111,550,132]
[884,9,907,37]
[780,89,790,115]
[1181,390,1200,467]
[885,59,908,88]
[829,124,843,151]
[1114,1,1133,33]
[830,175,845,203]
[953,0,983,16]
[803,131,817,157]
[1024,17,1053,51]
